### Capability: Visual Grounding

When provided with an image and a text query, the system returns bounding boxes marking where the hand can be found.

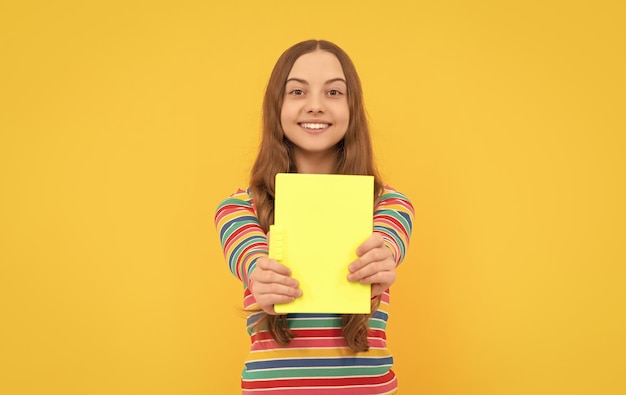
[347,233,396,297]
[249,256,302,315]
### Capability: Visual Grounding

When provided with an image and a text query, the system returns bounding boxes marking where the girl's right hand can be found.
[249,256,302,315]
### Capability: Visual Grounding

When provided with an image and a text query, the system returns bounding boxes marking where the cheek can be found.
[340,103,350,123]
[279,106,288,127]
[280,102,295,124]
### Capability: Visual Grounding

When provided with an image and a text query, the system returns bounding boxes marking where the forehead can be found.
[287,50,345,81]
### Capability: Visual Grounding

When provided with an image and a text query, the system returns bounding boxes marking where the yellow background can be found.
[1,1,624,394]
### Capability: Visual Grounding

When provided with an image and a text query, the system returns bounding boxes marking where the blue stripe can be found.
[219,214,258,241]
[246,312,265,330]
[229,235,266,263]
[372,310,388,321]
[246,356,394,370]
[399,211,413,231]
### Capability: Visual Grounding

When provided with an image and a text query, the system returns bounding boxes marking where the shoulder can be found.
[375,185,415,229]
[378,185,414,212]
[228,187,253,201]
[215,188,256,218]
[217,187,253,206]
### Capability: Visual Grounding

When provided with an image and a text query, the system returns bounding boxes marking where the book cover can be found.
[269,173,373,314]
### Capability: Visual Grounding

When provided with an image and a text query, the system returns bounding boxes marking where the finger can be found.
[254,282,302,298]
[258,300,276,315]
[348,259,392,282]
[257,258,293,277]
[252,270,300,288]
[349,247,392,273]
[356,233,385,256]
[257,291,303,315]
[357,270,396,286]
[257,292,301,307]
[261,305,277,315]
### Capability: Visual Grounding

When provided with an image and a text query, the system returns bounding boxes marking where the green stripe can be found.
[243,366,390,380]
[288,318,343,328]
[288,318,388,330]
[369,319,387,330]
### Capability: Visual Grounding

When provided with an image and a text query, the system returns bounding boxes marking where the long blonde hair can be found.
[250,40,384,352]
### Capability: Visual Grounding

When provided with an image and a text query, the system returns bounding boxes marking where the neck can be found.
[293,148,338,174]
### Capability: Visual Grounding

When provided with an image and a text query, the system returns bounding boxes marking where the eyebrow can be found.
[285,77,347,85]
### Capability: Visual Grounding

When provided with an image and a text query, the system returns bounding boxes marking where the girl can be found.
[215,40,414,394]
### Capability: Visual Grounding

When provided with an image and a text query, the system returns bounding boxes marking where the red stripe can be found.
[242,370,396,389]
[224,224,266,278]
[224,223,263,250]
[234,243,266,281]
[215,201,251,220]
[375,216,405,234]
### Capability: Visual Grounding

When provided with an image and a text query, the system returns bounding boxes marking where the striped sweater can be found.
[215,186,414,394]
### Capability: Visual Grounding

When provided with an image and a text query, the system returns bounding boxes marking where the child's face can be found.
[281,50,349,164]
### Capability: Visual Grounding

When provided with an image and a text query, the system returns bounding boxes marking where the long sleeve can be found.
[218,185,414,393]
[373,186,414,265]
[214,188,268,289]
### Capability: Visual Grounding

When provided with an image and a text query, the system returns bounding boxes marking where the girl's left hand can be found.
[347,233,396,297]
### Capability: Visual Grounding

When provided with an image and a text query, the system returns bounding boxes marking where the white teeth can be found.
[300,123,329,130]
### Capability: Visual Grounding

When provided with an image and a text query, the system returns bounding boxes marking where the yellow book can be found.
[270,173,373,314]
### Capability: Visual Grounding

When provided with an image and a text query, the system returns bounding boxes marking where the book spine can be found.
[268,225,283,261]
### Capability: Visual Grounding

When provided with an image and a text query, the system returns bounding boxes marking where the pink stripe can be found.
[243,291,259,309]
[242,375,397,394]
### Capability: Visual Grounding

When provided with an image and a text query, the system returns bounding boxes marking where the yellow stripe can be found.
[246,346,392,361]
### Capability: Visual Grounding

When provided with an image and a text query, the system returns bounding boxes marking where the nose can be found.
[306,93,324,113]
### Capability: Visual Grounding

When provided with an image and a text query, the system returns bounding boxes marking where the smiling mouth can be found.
[299,122,331,130]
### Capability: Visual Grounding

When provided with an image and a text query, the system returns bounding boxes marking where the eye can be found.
[289,89,305,96]
[328,89,343,96]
